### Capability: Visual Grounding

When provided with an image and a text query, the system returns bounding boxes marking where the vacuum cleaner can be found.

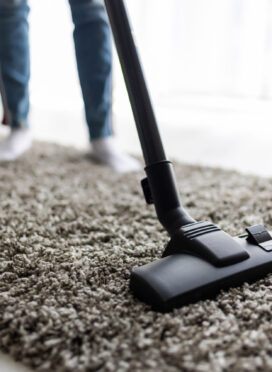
[104,0,272,312]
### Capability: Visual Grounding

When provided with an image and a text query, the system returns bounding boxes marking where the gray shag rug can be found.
[1,142,272,372]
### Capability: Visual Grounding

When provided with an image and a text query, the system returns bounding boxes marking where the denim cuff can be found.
[9,118,29,129]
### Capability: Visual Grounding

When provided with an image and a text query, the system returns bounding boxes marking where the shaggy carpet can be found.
[1,142,272,372]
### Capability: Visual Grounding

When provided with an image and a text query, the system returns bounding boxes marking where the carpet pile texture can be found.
[1,142,272,371]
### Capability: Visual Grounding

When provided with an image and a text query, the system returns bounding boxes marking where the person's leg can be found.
[69,0,140,172]
[69,0,112,140]
[0,0,31,161]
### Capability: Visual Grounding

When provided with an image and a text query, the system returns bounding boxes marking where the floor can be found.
[7,94,272,177]
[1,95,272,371]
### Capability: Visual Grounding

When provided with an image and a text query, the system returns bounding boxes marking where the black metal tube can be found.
[104,0,166,165]
[104,0,195,229]
[145,161,196,233]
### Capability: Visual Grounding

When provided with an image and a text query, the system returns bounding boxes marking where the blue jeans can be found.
[0,0,113,140]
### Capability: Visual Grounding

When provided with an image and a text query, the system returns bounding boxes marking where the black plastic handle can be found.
[104,0,166,166]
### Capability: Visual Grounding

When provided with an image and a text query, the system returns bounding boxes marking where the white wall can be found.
[28,0,272,113]
[29,0,82,111]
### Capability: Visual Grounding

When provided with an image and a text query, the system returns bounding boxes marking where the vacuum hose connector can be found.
[143,161,195,235]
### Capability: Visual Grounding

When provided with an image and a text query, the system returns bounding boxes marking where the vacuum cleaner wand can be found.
[105,0,165,165]
[104,0,194,232]
[104,0,272,312]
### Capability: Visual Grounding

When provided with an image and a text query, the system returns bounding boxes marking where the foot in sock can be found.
[91,136,141,173]
[0,127,32,161]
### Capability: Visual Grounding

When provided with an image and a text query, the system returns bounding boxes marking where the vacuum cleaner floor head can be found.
[104,0,272,313]
[131,224,272,312]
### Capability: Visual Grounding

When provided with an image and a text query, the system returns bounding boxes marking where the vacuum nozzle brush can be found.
[130,224,272,312]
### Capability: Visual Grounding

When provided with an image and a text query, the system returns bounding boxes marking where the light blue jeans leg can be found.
[69,0,113,141]
[0,0,30,128]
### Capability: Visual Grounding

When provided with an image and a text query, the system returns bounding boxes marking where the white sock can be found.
[0,127,32,161]
[91,136,141,173]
